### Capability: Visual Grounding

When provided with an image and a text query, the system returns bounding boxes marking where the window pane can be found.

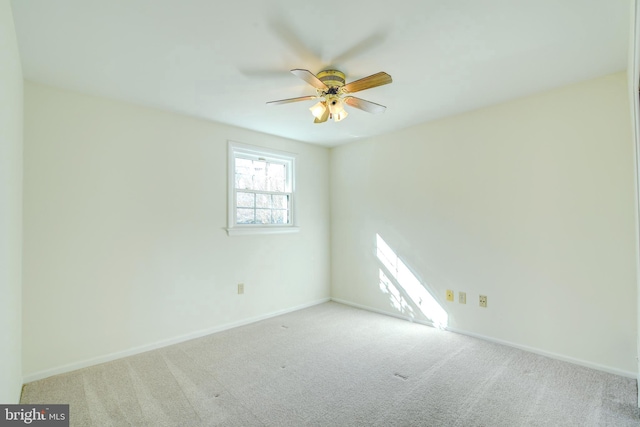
[272,194,288,209]
[235,158,253,172]
[235,173,252,190]
[256,193,270,208]
[267,163,286,191]
[251,160,267,191]
[237,158,280,191]
[236,158,253,175]
[272,209,287,224]
[237,208,255,224]
[255,209,272,224]
[235,158,253,190]
[237,192,255,208]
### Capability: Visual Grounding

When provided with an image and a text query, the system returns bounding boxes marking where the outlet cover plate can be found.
[459,291,466,304]
[479,295,487,308]
[446,290,454,302]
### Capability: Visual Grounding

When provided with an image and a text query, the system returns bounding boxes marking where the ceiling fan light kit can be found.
[309,101,327,119]
[267,69,392,124]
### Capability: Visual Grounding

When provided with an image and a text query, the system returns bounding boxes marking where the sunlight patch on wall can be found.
[379,269,415,317]
[376,234,448,329]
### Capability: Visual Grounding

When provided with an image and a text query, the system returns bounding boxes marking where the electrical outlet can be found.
[459,291,466,304]
[238,283,244,294]
[446,290,454,302]
[479,295,487,308]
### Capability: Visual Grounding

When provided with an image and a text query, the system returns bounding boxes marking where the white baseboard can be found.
[444,325,637,379]
[23,297,330,384]
[331,297,637,379]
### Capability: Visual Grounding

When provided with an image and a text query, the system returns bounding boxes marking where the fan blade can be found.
[344,97,387,114]
[330,30,388,66]
[266,95,317,106]
[267,15,323,70]
[343,72,392,93]
[291,69,328,91]
[314,105,330,123]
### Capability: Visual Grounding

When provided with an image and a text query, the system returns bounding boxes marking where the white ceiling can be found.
[10,0,631,147]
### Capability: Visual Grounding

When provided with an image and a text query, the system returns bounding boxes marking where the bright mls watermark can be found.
[0,405,68,426]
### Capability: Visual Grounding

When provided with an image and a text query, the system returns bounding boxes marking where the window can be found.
[227,141,298,235]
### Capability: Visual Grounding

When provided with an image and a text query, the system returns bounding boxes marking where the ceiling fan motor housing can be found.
[317,70,345,92]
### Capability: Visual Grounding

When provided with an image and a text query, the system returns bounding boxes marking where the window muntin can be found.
[236,192,289,225]
[227,142,298,235]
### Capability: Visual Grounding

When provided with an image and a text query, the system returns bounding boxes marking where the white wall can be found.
[0,0,23,403]
[630,0,640,402]
[22,82,330,379]
[331,72,638,375]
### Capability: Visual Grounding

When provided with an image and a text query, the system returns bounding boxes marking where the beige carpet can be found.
[21,302,639,426]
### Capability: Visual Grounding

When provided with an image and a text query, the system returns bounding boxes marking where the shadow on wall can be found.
[376,234,448,329]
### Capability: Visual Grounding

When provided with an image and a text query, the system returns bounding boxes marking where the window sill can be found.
[226,226,300,236]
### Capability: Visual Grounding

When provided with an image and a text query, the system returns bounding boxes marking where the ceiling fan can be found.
[266,69,392,123]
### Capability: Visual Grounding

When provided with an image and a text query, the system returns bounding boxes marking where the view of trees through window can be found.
[234,157,290,224]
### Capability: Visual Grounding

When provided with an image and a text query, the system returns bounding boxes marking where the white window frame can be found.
[227,141,299,236]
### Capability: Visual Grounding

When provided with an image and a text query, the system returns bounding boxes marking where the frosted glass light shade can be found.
[309,101,327,119]
[334,109,348,122]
